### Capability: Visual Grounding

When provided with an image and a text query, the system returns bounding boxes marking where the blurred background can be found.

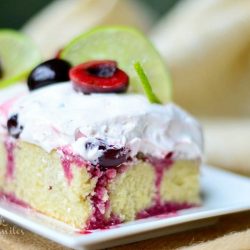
[1,0,250,175]
[0,0,177,28]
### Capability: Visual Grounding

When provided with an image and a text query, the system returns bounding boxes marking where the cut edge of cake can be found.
[0,140,200,230]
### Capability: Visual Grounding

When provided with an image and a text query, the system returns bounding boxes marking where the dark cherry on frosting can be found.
[7,114,23,139]
[27,59,71,90]
[85,139,128,171]
[69,60,129,94]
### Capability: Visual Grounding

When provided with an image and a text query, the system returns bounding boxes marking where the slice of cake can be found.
[2,83,202,230]
[0,26,203,230]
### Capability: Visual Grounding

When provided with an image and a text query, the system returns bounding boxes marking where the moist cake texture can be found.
[0,82,203,230]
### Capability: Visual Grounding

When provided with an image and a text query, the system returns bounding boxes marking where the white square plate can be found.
[0,165,249,250]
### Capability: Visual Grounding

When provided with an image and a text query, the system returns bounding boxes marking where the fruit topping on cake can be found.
[0,84,28,134]
[27,59,71,90]
[0,29,40,89]
[85,139,129,171]
[7,114,23,139]
[61,26,172,103]
[70,60,129,94]
[134,62,161,104]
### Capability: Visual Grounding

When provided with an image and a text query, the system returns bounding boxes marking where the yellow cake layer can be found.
[108,161,155,221]
[160,160,200,204]
[0,140,200,229]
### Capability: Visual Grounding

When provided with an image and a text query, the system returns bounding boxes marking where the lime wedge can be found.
[61,26,172,103]
[0,29,41,89]
[134,62,161,104]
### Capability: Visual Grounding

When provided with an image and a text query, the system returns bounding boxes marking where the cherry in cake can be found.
[7,114,23,139]
[85,138,129,171]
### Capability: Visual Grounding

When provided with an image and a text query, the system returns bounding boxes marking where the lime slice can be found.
[0,29,41,89]
[134,62,161,104]
[61,26,172,103]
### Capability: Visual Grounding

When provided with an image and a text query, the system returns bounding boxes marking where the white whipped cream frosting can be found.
[0,84,28,133]
[9,82,203,161]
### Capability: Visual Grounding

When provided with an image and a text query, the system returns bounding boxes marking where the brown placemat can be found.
[112,211,250,250]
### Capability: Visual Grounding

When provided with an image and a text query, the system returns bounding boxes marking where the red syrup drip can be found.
[78,230,92,235]
[60,148,193,230]
[85,166,129,230]
[85,167,122,230]
[0,192,30,208]
[148,152,174,203]
[4,138,16,180]
[58,146,88,184]
[137,152,196,219]
[59,146,122,230]
[136,202,194,219]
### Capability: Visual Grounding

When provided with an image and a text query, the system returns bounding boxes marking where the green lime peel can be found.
[134,62,161,104]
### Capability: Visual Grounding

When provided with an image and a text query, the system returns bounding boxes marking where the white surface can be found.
[10,82,202,161]
[0,165,249,250]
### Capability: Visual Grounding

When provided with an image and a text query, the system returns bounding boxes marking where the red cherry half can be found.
[69,60,129,94]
